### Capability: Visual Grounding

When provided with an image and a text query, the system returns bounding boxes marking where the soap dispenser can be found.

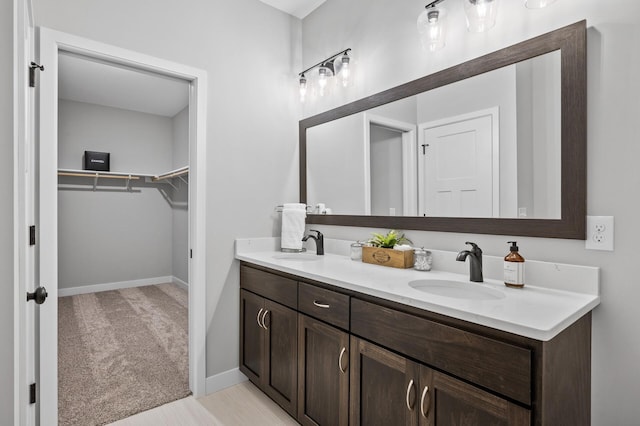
[504,241,525,288]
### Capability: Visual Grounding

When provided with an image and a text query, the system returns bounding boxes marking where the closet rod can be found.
[153,166,189,182]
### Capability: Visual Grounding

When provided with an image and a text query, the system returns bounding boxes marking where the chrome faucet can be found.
[302,230,324,255]
[456,242,483,282]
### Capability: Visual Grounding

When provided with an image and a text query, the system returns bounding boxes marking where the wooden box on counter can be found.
[362,246,414,269]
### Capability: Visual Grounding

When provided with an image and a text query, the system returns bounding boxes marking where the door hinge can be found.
[29,383,36,404]
[190,249,193,259]
[29,225,36,246]
[421,143,429,155]
[29,62,44,88]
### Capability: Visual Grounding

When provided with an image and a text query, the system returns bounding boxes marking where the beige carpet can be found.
[58,283,190,426]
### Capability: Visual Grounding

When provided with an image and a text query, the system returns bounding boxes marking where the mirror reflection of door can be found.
[418,108,499,218]
[370,125,404,216]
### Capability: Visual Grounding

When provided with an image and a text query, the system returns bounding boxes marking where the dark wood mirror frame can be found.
[300,20,586,239]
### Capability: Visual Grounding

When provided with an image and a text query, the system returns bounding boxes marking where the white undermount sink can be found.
[272,253,322,261]
[409,279,505,300]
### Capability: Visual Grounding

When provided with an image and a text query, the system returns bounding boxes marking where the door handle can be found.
[338,347,348,373]
[261,310,270,329]
[420,385,430,418]
[26,287,48,305]
[406,379,415,411]
[256,308,264,328]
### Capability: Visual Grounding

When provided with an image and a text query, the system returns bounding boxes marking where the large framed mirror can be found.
[300,21,586,239]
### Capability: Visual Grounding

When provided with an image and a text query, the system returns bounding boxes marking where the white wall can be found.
[31,0,301,379]
[57,100,174,289]
[302,0,640,424]
[0,0,14,421]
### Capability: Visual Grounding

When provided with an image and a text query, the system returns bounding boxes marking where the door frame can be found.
[363,113,417,216]
[417,107,500,217]
[36,27,208,422]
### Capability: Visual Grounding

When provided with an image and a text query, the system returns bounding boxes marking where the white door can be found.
[418,108,499,217]
[37,28,208,424]
[15,0,38,424]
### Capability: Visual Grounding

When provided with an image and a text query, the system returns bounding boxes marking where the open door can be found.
[35,27,208,424]
[14,0,40,424]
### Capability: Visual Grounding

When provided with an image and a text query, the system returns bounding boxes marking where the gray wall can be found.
[172,107,188,284]
[58,100,174,288]
[32,0,300,378]
[0,0,14,421]
[301,0,640,423]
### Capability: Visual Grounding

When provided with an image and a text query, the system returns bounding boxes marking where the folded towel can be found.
[281,204,307,250]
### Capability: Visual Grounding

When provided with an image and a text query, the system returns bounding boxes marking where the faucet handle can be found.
[465,241,481,251]
[310,229,323,238]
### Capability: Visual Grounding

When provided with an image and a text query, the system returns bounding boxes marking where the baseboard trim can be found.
[172,276,189,289]
[205,368,248,395]
[58,276,174,297]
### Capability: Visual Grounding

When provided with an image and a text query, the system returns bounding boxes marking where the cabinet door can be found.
[263,299,298,416]
[419,367,530,426]
[239,289,265,384]
[298,315,349,426]
[350,337,420,426]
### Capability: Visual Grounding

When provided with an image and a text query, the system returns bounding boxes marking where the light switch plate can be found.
[585,216,614,251]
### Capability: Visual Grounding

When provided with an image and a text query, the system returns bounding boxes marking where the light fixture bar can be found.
[298,48,352,77]
[425,0,445,8]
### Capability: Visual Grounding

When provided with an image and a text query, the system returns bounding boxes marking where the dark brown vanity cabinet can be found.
[239,263,592,426]
[297,315,349,426]
[350,336,529,426]
[239,267,298,416]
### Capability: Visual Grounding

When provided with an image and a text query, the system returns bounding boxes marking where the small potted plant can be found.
[362,230,414,268]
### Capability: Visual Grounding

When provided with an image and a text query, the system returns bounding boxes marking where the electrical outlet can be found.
[585,216,614,251]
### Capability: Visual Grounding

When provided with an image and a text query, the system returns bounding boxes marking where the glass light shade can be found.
[417,7,446,52]
[463,0,498,33]
[336,53,351,87]
[524,0,557,8]
[299,75,307,102]
[318,66,333,96]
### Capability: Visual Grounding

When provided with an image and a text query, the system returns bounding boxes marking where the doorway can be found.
[36,28,207,422]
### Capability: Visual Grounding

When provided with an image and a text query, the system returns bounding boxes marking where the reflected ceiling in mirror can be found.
[307,51,561,219]
[300,21,586,239]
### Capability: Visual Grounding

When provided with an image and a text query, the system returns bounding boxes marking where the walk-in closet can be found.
[55,52,192,425]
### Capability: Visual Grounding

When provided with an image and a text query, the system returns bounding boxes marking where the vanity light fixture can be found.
[298,48,352,102]
[418,0,558,52]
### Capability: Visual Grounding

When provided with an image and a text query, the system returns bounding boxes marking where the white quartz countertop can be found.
[235,238,600,341]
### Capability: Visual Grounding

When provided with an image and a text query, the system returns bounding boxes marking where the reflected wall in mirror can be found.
[300,21,586,239]
[307,51,561,219]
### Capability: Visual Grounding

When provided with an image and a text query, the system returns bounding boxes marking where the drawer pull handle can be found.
[406,379,415,411]
[313,300,331,309]
[420,385,430,418]
[261,309,270,329]
[338,347,348,373]
[256,308,264,328]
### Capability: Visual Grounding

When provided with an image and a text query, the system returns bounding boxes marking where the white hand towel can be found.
[281,204,307,250]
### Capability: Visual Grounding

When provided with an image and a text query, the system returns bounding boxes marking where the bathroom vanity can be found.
[236,239,599,426]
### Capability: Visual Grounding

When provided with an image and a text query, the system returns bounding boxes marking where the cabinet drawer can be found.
[351,298,531,405]
[298,283,350,330]
[240,265,297,309]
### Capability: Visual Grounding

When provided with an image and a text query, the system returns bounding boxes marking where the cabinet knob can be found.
[420,385,430,418]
